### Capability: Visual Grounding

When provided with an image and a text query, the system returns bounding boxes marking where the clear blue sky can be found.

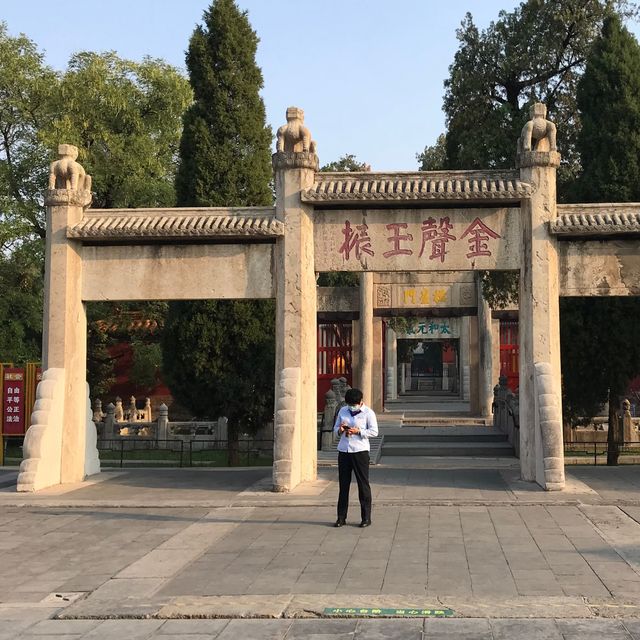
[0,1,625,170]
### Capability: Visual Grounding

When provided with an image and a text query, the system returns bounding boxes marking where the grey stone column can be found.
[477,275,493,417]
[358,271,374,403]
[460,316,471,402]
[42,187,92,484]
[272,149,318,492]
[518,105,565,491]
[385,325,397,401]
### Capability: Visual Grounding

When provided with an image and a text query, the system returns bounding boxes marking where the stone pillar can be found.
[477,275,493,417]
[385,326,397,401]
[518,103,565,490]
[41,146,94,485]
[371,317,384,412]
[460,316,470,402]
[271,108,318,492]
[358,272,374,403]
[157,403,169,448]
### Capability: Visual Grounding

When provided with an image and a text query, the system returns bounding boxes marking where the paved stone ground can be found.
[2,462,640,638]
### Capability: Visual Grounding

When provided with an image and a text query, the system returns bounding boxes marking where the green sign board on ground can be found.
[324,607,454,617]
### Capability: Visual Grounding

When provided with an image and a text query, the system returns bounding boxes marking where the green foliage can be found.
[320,154,370,172]
[0,22,56,245]
[481,271,519,309]
[164,0,275,432]
[175,0,272,207]
[417,134,447,171]
[573,13,640,202]
[443,1,626,187]
[561,15,640,451]
[0,239,44,363]
[162,300,275,432]
[47,52,192,209]
[130,340,162,389]
[560,297,640,421]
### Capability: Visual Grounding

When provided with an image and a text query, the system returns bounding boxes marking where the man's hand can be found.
[347,426,360,436]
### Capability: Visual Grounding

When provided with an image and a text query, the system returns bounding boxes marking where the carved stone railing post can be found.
[18,144,97,490]
[92,398,104,423]
[128,396,137,422]
[272,107,319,491]
[157,403,169,448]
[322,389,337,450]
[114,397,124,422]
[518,104,564,490]
[103,403,116,441]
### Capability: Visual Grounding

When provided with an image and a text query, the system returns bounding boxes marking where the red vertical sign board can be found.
[3,368,25,435]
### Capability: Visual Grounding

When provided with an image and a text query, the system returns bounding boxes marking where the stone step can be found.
[401,416,491,427]
[384,432,508,443]
[382,441,515,457]
[317,435,385,467]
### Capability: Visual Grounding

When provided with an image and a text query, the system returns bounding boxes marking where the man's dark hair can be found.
[345,388,363,405]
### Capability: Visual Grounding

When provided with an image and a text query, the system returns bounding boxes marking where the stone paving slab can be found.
[3,465,640,508]
[5,617,640,639]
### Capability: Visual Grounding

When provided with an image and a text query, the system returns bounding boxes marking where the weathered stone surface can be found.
[17,369,65,492]
[68,207,282,241]
[49,143,92,192]
[82,244,274,301]
[554,203,640,235]
[304,171,531,205]
[276,106,316,154]
[518,129,564,489]
[559,240,640,296]
[314,208,521,272]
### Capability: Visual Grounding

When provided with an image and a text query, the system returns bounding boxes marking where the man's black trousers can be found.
[337,450,372,522]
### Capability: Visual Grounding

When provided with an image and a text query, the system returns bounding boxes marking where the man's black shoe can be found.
[334,519,346,528]
[359,520,372,528]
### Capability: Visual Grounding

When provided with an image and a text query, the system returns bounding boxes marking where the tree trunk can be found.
[607,387,620,466]
[228,423,240,466]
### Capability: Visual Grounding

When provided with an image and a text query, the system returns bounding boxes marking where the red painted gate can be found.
[317,323,352,409]
[499,320,519,392]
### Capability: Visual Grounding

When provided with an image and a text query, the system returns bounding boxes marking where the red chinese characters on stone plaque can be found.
[460,217,501,259]
[383,223,413,259]
[338,220,375,261]
[419,217,456,263]
[2,368,25,436]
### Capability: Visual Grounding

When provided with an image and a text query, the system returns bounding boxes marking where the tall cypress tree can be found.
[574,13,640,201]
[175,0,272,206]
[163,0,275,445]
[561,13,640,463]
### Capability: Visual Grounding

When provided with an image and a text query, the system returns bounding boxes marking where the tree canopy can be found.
[175,0,272,207]
[0,22,192,374]
[163,0,275,436]
[439,0,632,190]
[560,14,640,457]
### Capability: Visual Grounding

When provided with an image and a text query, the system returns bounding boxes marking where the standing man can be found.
[333,388,378,528]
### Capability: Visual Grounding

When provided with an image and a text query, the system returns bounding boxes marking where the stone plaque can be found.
[314,208,520,272]
[395,318,460,339]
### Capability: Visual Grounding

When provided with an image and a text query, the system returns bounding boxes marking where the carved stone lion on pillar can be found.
[519,103,557,154]
[48,144,92,192]
[276,107,316,154]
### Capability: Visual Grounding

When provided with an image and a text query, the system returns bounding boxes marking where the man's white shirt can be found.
[333,404,379,453]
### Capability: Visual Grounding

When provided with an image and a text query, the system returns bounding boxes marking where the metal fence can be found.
[1,436,273,468]
[565,441,640,465]
[97,438,274,468]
